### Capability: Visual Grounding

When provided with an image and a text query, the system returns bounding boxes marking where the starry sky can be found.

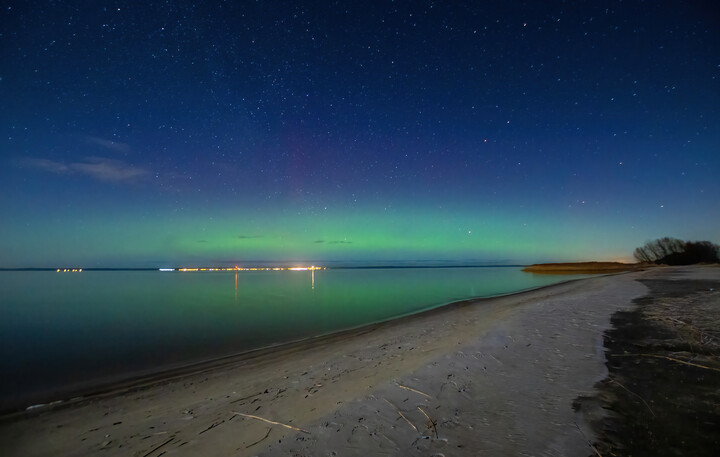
[1,1,718,268]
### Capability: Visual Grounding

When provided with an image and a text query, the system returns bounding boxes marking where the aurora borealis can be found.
[1,1,718,268]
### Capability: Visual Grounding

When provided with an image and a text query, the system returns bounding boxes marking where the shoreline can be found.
[0,274,596,417]
[3,267,713,456]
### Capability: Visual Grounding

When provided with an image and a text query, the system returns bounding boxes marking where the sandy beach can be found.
[1,266,717,456]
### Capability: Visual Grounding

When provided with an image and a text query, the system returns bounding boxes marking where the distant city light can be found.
[163,265,324,272]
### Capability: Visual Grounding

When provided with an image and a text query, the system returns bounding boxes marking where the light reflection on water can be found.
[0,267,588,410]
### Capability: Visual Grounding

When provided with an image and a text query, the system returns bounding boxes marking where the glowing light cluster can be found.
[167,266,324,272]
[56,269,82,272]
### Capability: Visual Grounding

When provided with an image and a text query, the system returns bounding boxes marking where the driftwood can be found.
[245,427,272,448]
[574,422,603,457]
[395,383,432,398]
[608,378,655,417]
[397,410,419,432]
[417,406,438,439]
[611,353,720,372]
[141,436,175,457]
[198,419,225,435]
[231,412,310,433]
[383,398,419,433]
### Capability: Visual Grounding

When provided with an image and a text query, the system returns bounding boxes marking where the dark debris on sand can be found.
[577,278,720,457]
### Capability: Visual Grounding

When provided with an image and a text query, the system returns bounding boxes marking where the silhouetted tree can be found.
[633,237,684,263]
[633,238,719,265]
[633,246,652,263]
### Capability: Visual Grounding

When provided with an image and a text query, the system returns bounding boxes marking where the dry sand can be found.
[3,267,712,456]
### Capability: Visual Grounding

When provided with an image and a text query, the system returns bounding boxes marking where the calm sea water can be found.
[0,267,588,410]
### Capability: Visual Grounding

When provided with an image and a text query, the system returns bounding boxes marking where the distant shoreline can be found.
[0,263,644,273]
[522,261,643,274]
[0,264,526,272]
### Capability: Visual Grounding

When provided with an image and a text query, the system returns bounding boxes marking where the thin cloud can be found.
[315,240,352,244]
[238,235,264,239]
[70,157,149,181]
[24,158,70,174]
[85,136,131,154]
[24,157,150,182]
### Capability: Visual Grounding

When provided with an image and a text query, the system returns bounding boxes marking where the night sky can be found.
[1,1,718,268]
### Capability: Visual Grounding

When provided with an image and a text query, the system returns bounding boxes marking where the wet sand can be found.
[2,266,714,456]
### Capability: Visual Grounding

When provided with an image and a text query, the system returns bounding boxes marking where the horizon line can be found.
[0,263,534,271]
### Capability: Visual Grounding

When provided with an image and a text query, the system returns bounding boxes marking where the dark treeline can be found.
[634,237,720,265]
